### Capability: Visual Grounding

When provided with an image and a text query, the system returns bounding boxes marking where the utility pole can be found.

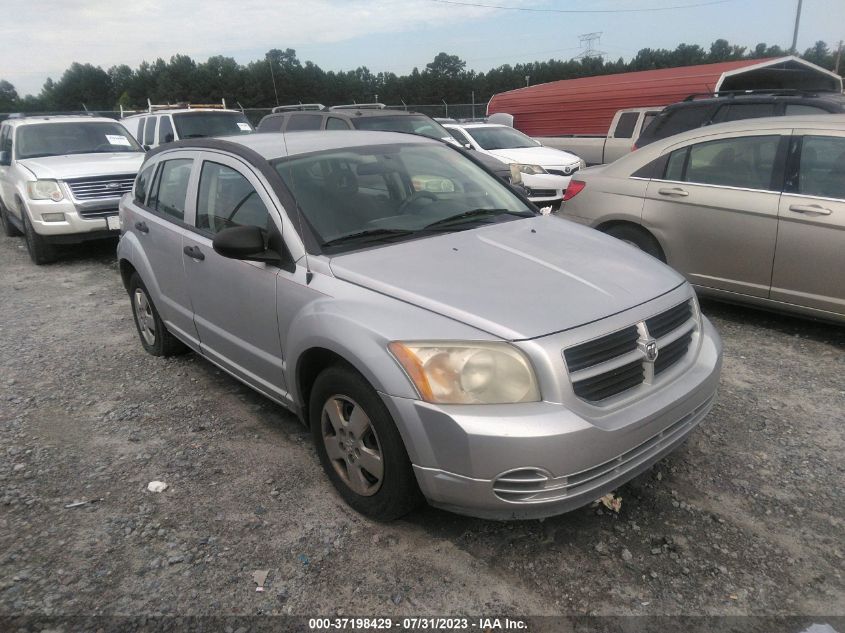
[835,40,843,74]
[267,58,280,106]
[790,0,803,54]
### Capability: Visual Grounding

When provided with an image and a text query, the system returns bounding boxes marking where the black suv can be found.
[636,91,845,148]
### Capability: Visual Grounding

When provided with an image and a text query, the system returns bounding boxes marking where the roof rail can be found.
[145,98,229,113]
[271,103,326,113]
[328,103,386,111]
[4,111,95,119]
[682,88,820,102]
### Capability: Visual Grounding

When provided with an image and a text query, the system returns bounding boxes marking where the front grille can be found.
[646,301,692,338]
[78,206,118,218]
[525,188,558,198]
[547,165,580,177]
[572,359,644,401]
[564,326,639,372]
[490,393,715,504]
[564,299,696,403]
[655,331,693,375]
[66,174,135,201]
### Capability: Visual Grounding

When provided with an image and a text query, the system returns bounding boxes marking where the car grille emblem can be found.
[105,182,120,189]
[644,339,659,362]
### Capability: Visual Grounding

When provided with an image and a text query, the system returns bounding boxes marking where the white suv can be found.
[121,108,254,151]
[0,115,145,264]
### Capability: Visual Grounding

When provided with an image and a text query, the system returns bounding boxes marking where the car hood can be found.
[18,153,145,180]
[329,215,685,340]
[487,146,579,167]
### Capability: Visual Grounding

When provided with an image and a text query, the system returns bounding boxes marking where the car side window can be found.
[158,116,175,144]
[449,128,471,145]
[664,148,688,181]
[682,135,780,191]
[785,104,828,116]
[136,118,146,144]
[325,117,349,131]
[196,161,271,235]
[147,158,192,220]
[613,112,639,139]
[134,163,156,205]
[797,135,845,200]
[285,114,322,131]
[715,103,776,123]
[0,125,11,154]
[143,117,157,146]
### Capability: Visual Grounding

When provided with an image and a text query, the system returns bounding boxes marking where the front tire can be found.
[128,272,187,357]
[22,211,57,264]
[603,224,665,262]
[310,365,422,521]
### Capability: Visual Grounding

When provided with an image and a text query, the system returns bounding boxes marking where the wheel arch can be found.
[595,219,666,262]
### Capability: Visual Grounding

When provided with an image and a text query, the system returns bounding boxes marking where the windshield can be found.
[15,122,143,159]
[465,126,540,150]
[172,112,254,139]
[274,143,534,253]
[351,115,453,141]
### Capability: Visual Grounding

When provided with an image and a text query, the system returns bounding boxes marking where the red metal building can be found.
[487,56,843,137]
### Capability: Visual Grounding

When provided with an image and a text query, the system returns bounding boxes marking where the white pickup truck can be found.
[533,108,661,166]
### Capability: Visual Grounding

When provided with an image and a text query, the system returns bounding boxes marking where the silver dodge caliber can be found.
[117,131,722,521]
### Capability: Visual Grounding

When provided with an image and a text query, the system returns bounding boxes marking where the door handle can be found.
[658,187,689,197]
[183,245,205,261]
[134,221,149,233]
[788,204,832,216]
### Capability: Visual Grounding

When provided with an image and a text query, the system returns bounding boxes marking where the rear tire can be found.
[22,211,57,264]
[128,272,188,357]
[310,365,423,521]
[0,201,22,237]
[603,224,665,262]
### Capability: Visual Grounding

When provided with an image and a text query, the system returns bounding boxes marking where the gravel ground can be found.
[0,234,843,623]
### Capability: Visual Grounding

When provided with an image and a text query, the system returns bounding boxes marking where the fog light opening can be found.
[41,212,66,223]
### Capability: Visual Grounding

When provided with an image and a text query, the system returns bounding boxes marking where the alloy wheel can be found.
[321,395,384,496]
[133,289,156,346]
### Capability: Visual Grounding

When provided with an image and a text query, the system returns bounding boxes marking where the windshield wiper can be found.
[321,228,417,248]
[423,208,530,230]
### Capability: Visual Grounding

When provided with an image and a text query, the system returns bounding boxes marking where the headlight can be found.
[27,180,64,202]
[388,341,540,404]
[579,158,587,170]
[513,164,547,175]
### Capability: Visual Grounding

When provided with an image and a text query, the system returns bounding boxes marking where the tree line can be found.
[0,39,841,114]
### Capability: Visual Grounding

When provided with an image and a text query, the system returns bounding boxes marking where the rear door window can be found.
[714,103,776,123]
[325,117,350,130]
[136,118,146,144]
[285,114,322,131]
[134,163,156,205]
[785,104,828,116]
[682,135,781,190]
[796,135,845,199]
[147,158,192,221]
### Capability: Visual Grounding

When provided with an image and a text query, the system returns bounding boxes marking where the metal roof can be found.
[487,56,843,137]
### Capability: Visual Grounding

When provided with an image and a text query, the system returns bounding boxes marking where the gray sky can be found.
[2,0,843,97]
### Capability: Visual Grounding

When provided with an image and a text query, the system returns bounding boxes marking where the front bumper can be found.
[25,197,120,241]
[521,172,570,205]
[381,318,722,520]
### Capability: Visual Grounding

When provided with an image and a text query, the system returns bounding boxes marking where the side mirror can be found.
[0,150,10,166]
[212,225,281,264]
[164,134,174,143]
[142,145,151,152]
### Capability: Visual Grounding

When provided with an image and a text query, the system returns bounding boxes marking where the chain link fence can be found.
[2,103,490,127]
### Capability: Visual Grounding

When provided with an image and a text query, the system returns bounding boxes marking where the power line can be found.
[428,0,731,13]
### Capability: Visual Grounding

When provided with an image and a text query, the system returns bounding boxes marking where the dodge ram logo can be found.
[645,340,659,362]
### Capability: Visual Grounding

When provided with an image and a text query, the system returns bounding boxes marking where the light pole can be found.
[790,0,803,54]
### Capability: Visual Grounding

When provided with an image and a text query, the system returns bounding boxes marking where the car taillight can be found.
[631,142,638,151]
[563,180,586,201]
